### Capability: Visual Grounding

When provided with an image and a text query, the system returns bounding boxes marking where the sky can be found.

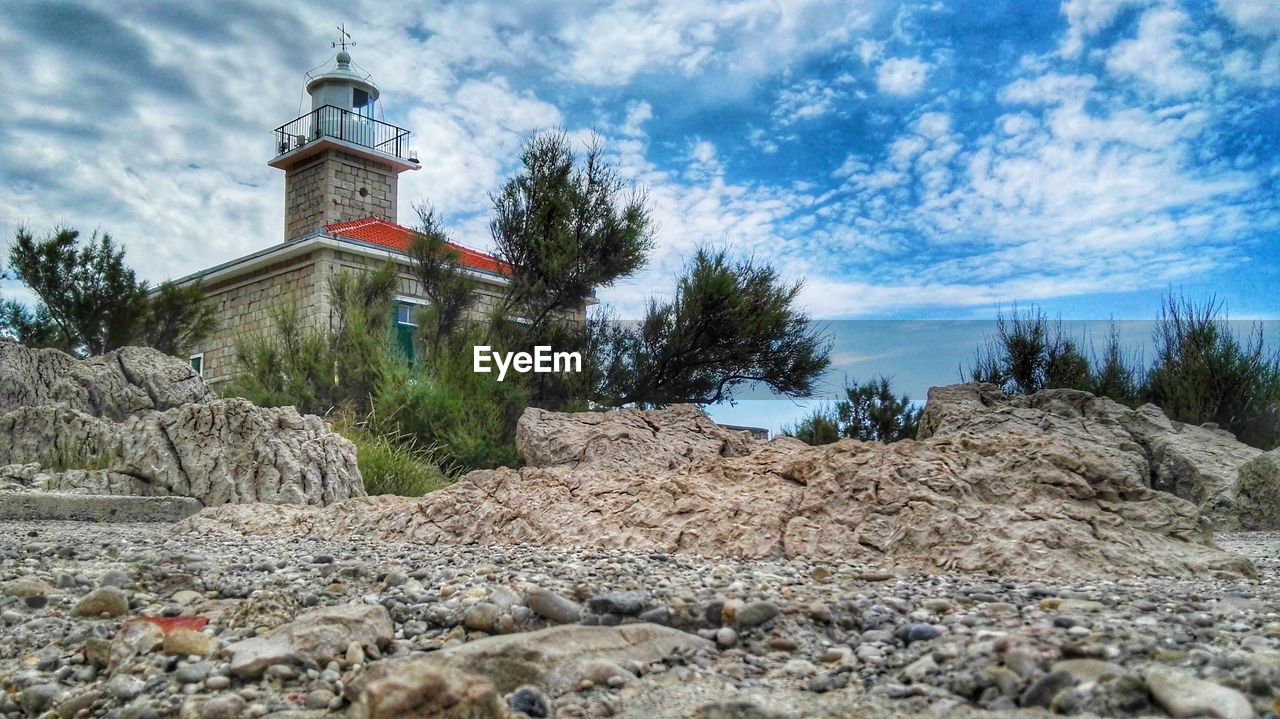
[2,0,1278,431]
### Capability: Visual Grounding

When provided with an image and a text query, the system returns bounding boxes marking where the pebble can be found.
[735,601,780,628]
[73,586,130,617]
[1146,666,1256,719]
[527,588,583,624]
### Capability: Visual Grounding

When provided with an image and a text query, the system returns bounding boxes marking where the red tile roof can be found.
[325,217,509,276]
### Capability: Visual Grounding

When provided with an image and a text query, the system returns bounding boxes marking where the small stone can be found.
[106,674,145,701]
[172,590,203,606]
[55,689,100,719]
[1146,666,1255,719]
[346,641,365,667]
[1020,670,1076,709]
[99,569,132,589]
[783,659,818,677]
[74,587,129,617]
[895,623,942,644]
[306,689,335,709]
[164,629,217,657]
[734,601,780,628]
[810,566,831,581]
[24,594,48,609]
[526,589,583,625]
[383,571,408,587]
[175,661,214,684]
[715,627,738,647]
[205,676,231,691]
[903,655,938,682]
[508,685,552,718]
[585,591,648,616]
[199,694,247,719]
[19,684,60,715]
[464,602,502,633]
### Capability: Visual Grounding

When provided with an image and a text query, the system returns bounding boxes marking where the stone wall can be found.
[283,149,397,242]
[197,253,326,385]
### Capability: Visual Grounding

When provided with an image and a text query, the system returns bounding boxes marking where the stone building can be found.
[177,48,509,386]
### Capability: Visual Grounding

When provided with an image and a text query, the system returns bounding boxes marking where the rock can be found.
[349,661,505,719]
[714,627,738,648]
[55,690,100,719]
[180,402,1255,579]
[106,674,145,701]
[733,601,779,629]
[464,602,502,633]
[918,383,1266,530]
[163,629,217,656]
[0,342,213,420]
[225,602,393,678]
[896,623,942,644]
[175,660,214,684]
[3,577,54,599]
[586,591,648,616]
[1146,666,1256,719]
[199,694,248,719]
[526,589,584,625]
[507,685,552,717]
[903,655,937,682]
[74,586,129,617]
[1237,449,1280,530]
[108,619,164,671]
[1020,670,1076,709]
[1051,658,1124,684]
[19,684,61,715]
[0,398,363,507]
[353,623,713,698]
[99,569,132,588]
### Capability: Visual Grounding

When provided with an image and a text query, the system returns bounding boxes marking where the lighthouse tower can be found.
[269,41,419,242]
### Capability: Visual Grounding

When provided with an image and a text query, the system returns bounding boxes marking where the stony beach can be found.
[1,521,1277,718]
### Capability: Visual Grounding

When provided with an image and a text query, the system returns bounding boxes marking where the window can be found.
[396,302,417,326]
[189,353,204,377]
[353,88,373,118]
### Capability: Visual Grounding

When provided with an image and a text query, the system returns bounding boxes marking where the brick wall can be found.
[283,149,397,241]
[194,252,326,385]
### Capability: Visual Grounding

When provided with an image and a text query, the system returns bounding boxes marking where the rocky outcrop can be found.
[1237,449,1280,531]
[181,403,1253,580]
[0,342,364,507]
[0,341,213,420]
[918,383,1269,529]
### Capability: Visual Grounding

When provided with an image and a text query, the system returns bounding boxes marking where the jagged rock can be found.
[918,383,1266,529]
[349,661,508,719]
[0,399,363,506]
[1236,449,1280,530]
[348,624,712,703]
[181,402,1253,580]
[225,603,393,678]
[0,341,213,420]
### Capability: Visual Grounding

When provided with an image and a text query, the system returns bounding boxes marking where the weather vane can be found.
[333,24,355,52]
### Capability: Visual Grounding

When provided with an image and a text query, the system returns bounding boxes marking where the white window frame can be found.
[189,353,204,377]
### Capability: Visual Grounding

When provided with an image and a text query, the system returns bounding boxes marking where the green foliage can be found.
[337,424,457,497]
[370,322,527,470]
[490,131,654,336]
[1144,295,1280,448]
[593,248,831,407]
[408,205,477,352]
[836,376,923,442]
[967,295,1279,448]
[780,406,841,446]
[227,265,398,417]
[967,305,1140,399]
[782,376,921,445]
[2,226,215,357]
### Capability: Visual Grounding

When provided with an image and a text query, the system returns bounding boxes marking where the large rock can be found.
[181,403,1253,580]
[347,623,712,717]
[1237,449,1280,531]
[0,399,363,506]
[0,341,213,420]
[225,603,393,678]
[918,383,1268,529]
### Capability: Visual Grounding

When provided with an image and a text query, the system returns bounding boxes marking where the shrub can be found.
[781,406,841,446]
[1144,295,1280,448]
[783,376,920,445]
[338,424,457,497]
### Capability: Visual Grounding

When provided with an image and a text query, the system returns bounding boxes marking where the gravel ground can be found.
[0,522,1277,718]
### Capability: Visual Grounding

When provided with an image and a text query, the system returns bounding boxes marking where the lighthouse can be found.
[268,35,419,243]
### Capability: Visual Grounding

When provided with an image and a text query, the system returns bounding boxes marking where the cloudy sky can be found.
[2,0,1278,429]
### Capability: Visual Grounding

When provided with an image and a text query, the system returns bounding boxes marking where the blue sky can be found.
[1,1,1277,431]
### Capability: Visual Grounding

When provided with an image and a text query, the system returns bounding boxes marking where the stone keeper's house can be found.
[176,48,510,385]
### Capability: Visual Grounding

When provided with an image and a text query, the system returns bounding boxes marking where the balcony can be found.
[271,105,416,170]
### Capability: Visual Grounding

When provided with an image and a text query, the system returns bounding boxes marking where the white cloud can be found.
[1216,0,1280,38]
[876,57,931,96]
[773,78,839,124]
[1059,0,1153,58]
[1106,7,1210,97]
